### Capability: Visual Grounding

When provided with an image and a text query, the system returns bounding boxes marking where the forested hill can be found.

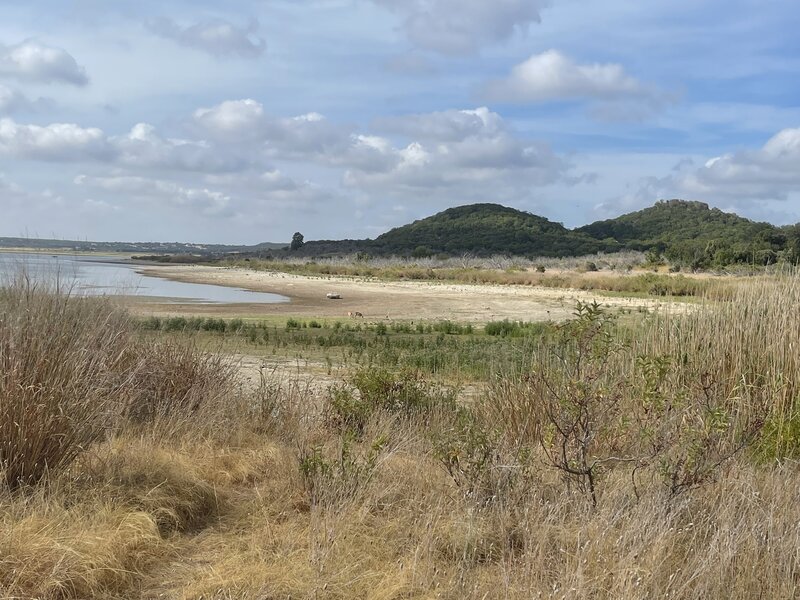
[578,200,775,247]
[578,200,794,266]
[367,203,616,257]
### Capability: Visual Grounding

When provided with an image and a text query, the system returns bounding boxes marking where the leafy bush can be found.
[325,368,456,434]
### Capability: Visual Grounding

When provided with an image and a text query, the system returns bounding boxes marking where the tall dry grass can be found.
[3,271,800,598]
[0,277,241,489]
[0,279,133,488]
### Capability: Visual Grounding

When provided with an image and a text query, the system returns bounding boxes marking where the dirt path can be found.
[132,264,681,322]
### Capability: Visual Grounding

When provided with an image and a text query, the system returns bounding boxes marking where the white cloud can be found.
[374,106,504,141]
[112,123,247,173]
[667,128,800,201]
[597,128,800,220]
[0,118,108,160]
[193,99,393,168]
[194,101,575,201]
[146,17,266,58]
[75,174,234,217]
[485,50,662,105]
[371,0,548,55]
[0,117,246,172]
[193,99,265,137]
[2,101,582,238]
[0,40,88,85]
[344,107,570,194]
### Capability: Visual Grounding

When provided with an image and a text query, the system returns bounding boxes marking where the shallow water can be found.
[0,253,289,305]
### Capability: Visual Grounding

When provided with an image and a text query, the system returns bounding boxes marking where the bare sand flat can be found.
[133,264,682,322]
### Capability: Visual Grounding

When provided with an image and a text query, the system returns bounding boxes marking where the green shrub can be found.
[326,368,456,435]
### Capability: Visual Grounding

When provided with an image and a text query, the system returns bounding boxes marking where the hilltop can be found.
[578,200,791,266]
[367,203,616,257]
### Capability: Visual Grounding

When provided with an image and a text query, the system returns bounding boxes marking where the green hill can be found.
[578,200,788,266]
[368,203,616,257]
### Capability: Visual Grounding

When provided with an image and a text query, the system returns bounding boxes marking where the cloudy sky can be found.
[1,0,798,244]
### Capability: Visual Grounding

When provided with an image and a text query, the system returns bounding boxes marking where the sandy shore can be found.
[131,264,682,322]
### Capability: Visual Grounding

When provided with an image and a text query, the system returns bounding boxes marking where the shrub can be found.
[325,368,456,434]
[583,261,599,272]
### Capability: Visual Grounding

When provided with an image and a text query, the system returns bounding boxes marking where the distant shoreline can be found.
[0,247,136,258]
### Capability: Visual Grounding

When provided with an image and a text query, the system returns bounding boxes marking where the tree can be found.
[290,232,304,251]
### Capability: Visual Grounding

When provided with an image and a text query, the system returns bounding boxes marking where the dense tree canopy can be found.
[368,204,617,258]
[578,200,791,267]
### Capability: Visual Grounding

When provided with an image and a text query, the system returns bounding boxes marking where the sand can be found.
[131,264,682,322]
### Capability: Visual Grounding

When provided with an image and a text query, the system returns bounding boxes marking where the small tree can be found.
[290,232,304,251]
[411,245,433,259]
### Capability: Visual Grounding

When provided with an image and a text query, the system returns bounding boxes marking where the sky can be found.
[0,0,799,244]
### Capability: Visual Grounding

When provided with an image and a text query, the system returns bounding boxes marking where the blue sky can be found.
[1,0,798,243]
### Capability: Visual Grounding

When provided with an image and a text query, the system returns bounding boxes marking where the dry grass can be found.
[3,272,800,598]
[0,280,133,488]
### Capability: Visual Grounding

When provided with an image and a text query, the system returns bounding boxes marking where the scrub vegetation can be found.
[2,269,800,598]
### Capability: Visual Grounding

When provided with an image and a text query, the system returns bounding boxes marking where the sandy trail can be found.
[132,264,680,322]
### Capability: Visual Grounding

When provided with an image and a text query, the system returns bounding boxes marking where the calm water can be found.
[0,253,289,305]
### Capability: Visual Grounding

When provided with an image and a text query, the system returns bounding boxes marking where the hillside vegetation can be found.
[579,199,795,267]
[277,200,800,267]
[368,203,616,257]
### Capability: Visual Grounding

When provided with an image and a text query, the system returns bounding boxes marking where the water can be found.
[0,253,290,305]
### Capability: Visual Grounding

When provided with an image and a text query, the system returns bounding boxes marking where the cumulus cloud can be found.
[2,101,585,238]
[597,128,800,219]
[371,0,548,55]
[662,128,800,202]
[193,98,265,137]
[193,100,572,189]
[193,99,393,169]
[193,100,577,206]
[0,40,88,85]
[0,118,109,160]
[0,117,246,172]
[146,17,266,58]
[486,50,658,101]
[112,123,247,173]
[374,106,504,141]
[344,107,570,194]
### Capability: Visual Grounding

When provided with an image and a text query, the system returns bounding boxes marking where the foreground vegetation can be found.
[2,272,800,598]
